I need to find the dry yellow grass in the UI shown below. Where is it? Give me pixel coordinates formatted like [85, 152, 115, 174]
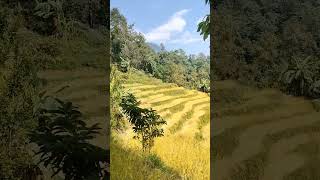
[113, 76, 210, 179]
[38, 69, 108, 179]
[111, 137, 180, 180]
[165, 97, 209, 130]
[179, 103, 210, 135]
[117, 130, 210, 179]
[211, 80, 320, 180]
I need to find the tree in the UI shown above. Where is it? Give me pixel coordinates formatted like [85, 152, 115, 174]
[197, 14, 210, 41]
[160, 43, 165, 51]
[279, 56, 316, 96]
[34, 0, 64, 35]
[88, 0, 93, 28]
[110, 65, 126, 130]
[209, 0, 320, 89]
[309, 80, 320, 98]
[110, 8, 130, 65]
[30, 96, 109, 179]
[120, 93, 166, 153]
[119, 56, 129, 72]
[197, 0, 210, 40]
[111, 8, 210, 92]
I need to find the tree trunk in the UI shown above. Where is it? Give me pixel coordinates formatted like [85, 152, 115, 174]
[101, 0, 109, 30]
[53, 17, 59, 35]
[88, 0, 93, 28]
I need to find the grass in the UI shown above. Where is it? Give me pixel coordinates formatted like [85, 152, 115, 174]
[56, 29, 107, 69]
[150, 92, 198, 106]
[38, 69, 108, 149]
[138, 89, 187, 99]
[120, 133, 210, 179]
[197, 107, 210, 130]
[284, 136, 320, 180]
[212, 127, 242, 160]
[215, 97, 283, 117]
[125, 69, 163, 85]
[111, 138, 180, 180]
[113, 71, 210, 179]
[229, 152, 267, 180]
[132, 84, 175, 92]
[226, 114, 320, 180]
[160, 103, 187, 118]
[211, 79, 320, 180]
[283, 159, 320, 180]
[169, 111, 194, 134]
[158, 97, 208, 117]
[169, 101, 209, 134]
[162, 89, 188, 96]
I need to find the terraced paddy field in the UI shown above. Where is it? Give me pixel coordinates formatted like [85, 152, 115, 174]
[212, 80, 320, 180]
[38, 68, 108, 148]
[37, 68, 108, 179]
[112, 71, 210, 179]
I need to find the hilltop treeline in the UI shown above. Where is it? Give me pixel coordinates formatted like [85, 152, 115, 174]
[212, 0, 320, 97]
[111, 8, 210, 92]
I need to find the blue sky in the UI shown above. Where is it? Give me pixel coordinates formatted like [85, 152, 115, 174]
[110, 0, 210, 56]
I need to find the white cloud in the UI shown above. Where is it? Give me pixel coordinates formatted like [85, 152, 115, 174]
[145, 9, 190, 42]
[169, 31, 202, 44]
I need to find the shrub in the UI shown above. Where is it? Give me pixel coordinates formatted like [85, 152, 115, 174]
[120, 93, 166, 153]
[30, 96, 109, 179]
[0, 21, 39, 179]
[110, 66, 127, 130]
[145, 154, 165, 170]
[279, 56, 315, 96]
[311, 99, 320, 112]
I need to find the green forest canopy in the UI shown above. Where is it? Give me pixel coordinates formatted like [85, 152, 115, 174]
[110, 8, 210, 92]
[210, 0, 320, 98]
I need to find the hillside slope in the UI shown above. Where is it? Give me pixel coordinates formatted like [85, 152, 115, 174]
[212, 80, 320, 180]
[38, 68, 108, 149]
[113, 70, 210, 179]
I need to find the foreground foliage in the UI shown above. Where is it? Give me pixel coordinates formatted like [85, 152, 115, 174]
[121, 93, 166, 152]
[30, 95, 109, 179]
[0, 6, 39, 178]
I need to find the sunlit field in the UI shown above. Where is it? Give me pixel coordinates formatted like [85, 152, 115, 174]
[212, 80, 320, 180]
[112, 71, 210, 179]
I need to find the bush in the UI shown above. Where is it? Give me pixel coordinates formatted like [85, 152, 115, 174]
[145, 154, 165, 170]
[0, 23, 39, 179]
[311, 99, 320, 112]
[110, 66, 127, 130]
[120, 93, 166, 152]
[30, 96, 109, 179]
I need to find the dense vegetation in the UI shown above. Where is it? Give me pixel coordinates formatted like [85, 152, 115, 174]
[211, 0, 320, 98]
[110, 8, 210, 93]
[30, 95, 109, 179]
[121, 93, 166, 153]
[0, 0, 109, 179]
